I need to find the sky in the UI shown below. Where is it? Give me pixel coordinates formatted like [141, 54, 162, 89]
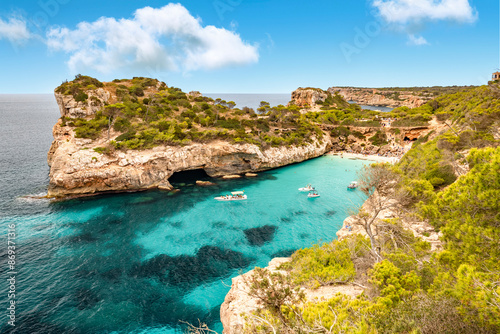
[0, 0, 498, 93]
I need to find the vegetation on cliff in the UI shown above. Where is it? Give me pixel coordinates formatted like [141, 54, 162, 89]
[57, 75, 331, 151]
[230, 84, 500, 334]
[58, 77, 474, 155]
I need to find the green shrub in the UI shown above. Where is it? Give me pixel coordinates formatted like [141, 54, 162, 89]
[93, 147, 106, 154]
[369, 131, 388, 146]
[115, 130, 136, 142]
[331, 126, 351, 137]
[75, 91, 88, 102]
[286, 236, 369, 287]
[129, 86, 144, 97]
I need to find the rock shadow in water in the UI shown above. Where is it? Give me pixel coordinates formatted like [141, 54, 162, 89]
[101, 268, 122, 282]
[211, 221, 227, 228]
[74, 287, 100, 310]
[244, 225, 277, 246]
[68, 232, 99, 244]
[280, 217, 292, 223]
[128, 246, 252, 286]
[325, 210, 337, 217]
[169, 221, 183, 228]
[292, 211, 307, 216]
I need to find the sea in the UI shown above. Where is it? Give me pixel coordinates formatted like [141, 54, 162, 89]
[0, 94, 372, 334]
[204, 93, 291, 110]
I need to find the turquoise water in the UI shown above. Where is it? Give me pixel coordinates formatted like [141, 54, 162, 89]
[0, 95, 372, 333]
[1, 155, 370, 333]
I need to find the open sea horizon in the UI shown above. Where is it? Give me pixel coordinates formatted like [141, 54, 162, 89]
[0, 94, 373, 333]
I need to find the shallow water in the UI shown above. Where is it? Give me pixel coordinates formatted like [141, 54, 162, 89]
[0, 95, 372, 333]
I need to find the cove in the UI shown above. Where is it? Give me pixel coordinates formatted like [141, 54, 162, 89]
[0, 155, 371, 334]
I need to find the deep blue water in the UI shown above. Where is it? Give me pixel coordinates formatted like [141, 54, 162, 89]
[0, 95, 372, 334]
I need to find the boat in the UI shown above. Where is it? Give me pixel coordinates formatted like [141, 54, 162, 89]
[214, 191, 247, 201]
[299, 184, 315, 192]
[307, 190, 320, 198]
[347, 181, 358, 190]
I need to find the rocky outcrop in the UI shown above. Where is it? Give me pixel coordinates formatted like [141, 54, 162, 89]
[55, 88, 110, 118]
[221, 258, 289, 334]
[328, 87, 430, 108]
[47, 84, 334, 198]
[48, 90, 331, 197]
[220, 258, 363, 334]
[289, 88, 329, 108]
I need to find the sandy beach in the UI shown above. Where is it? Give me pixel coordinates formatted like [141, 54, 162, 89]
[327, 151, 400, 164]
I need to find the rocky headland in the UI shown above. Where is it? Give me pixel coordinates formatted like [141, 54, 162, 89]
[47, 77, 335, 198]
[47, 117, 331, 197]
[47, 77, 442, 198]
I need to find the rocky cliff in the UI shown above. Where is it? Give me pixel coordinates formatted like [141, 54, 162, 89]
[328, 87, 430, 108]
[289, 87, 328, 108]
[55, 89, 111, 118]
[47, 94, 331, 198]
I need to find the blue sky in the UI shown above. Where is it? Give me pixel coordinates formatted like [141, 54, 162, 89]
[0, 0, 497, 93]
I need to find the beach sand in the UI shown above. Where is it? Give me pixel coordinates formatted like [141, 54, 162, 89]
[327, 152, 400, 164]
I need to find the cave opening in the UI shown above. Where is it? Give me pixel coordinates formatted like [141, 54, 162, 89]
[403, 136, 417, 142]
[168, 169, 211, 184]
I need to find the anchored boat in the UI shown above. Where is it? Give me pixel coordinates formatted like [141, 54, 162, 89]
[307, 190, 320, 198]
[214, 191, 247, 201]
[299, 184, 315, 192]
[347, 181, 358, 190]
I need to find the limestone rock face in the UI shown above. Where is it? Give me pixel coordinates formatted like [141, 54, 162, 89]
[55, 88, 111, 118]
[328, 87, 429, 108]
[47, 133, 330, 197]
[47, 92, 330, 197]
[220, 258, 291, 334]
[289, 88, 328, 108]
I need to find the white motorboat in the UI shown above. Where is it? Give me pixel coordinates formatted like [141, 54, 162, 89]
[299, 184, 315, 192]
[307, 190, 320, 198]
[347, 181, 358, 190]
[214, 191, 247, 201]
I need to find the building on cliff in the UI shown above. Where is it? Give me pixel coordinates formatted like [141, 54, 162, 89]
[492, 71, 500, 81]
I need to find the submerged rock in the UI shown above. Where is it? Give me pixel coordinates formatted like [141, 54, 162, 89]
[243, 225, 277, 246]
[128, 246, 252, 286]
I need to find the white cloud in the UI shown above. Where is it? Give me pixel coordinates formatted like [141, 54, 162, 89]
[407, 34, 429, 46]
[46, 3, 259, 74]
[0, 16, 31, 44]
[372, 0, 477, 25]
